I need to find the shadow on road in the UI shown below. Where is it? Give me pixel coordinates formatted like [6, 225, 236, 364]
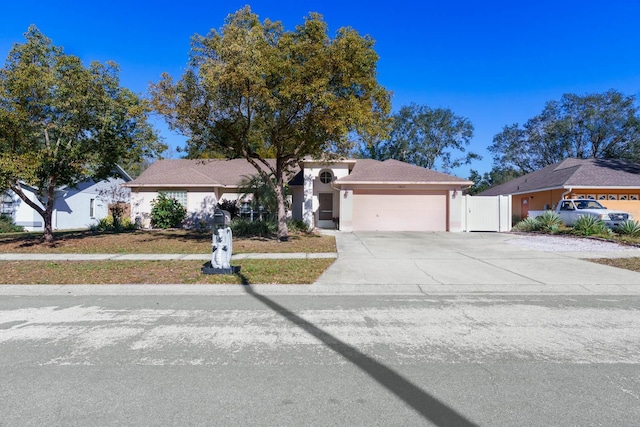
[238, 274, 478, 427]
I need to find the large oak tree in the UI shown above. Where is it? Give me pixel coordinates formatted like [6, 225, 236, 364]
[489, 90, 640, 174]
[371, 103, 479, 172]
[0, 26, 163, 242]
[151, 7, 390, 240]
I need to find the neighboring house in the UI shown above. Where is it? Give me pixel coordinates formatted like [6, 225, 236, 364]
[1, 166, 132, 231]
[124, 158, 473, 232]
[478, 158, 640, 221]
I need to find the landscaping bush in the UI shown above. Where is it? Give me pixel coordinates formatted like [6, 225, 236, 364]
[536, 211, 563, 233]
[287, 219, 311, 233]
[230, 218, 276, 237]
[0, 214, 23, 233]
[150, 193, 187, 229]
[217, 199, 240, 219]
[572, 215, 610, 236]
[90, 215, 137, 232]
[616, 220, 640, 237]
[512, 217, 541, 232]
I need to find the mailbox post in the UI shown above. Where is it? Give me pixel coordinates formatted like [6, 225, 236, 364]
[202, 209, 240, 275]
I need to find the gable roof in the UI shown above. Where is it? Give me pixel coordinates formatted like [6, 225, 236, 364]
[126, 158, 472, 189]
[479, 158, 640, 196]
[335, 159, 472, 185]
[124, 158, 296, 188]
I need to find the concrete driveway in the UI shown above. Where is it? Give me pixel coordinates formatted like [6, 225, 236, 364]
[315, 232, 640, 291]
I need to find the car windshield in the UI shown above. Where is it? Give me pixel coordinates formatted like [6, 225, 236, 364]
[576, 200, 604, 209]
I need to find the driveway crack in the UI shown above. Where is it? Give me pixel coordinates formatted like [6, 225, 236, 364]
[413, 259, 443, 285]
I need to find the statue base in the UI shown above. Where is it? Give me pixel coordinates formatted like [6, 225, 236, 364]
[202, 263, 241, 275]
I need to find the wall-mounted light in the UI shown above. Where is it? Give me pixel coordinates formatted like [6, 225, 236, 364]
[452, 189, 458, 198]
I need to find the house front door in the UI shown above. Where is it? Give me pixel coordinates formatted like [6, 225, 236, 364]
[318, 193, 334, 228]
[521, 197, 529, 219]
[319, 193, 333, 220]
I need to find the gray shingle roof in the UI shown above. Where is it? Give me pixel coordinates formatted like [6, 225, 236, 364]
[126, 158, 472, 189]
[125, 159, 286, 188]
[478, 158, 640, 196]
[335, 159, 472, 184]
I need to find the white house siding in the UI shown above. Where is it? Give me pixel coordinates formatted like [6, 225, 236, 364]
[53, 179, 121, 230]
[9, 178, 126, 231]
[352, 189, 448, 231]
[11, 190, 43, 231]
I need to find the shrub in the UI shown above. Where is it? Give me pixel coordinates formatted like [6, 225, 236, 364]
[572, 215, 609, 236]
[217, 199, 240, 219]
[0, 214, 23, 233]
[513, 217, 541, 232]
[536, 211, 563, 233]
[616, 220, 640, 237]
[150, 193, 187, 229]
[229, 218, 276, 237]
[90, 215, 137, 232]
[287, 219, 311, 233]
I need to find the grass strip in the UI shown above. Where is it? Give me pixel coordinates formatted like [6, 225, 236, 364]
[1, 259, 335, 285]
[589, 257, 640, 272]
[0, 230, 336, 254]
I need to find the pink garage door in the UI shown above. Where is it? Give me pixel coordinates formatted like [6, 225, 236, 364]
[352, 190, 448, 231]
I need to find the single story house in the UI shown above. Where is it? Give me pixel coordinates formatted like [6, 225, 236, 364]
[478, 158, 640, 221]
[124, 158, 473, 232]
[1, 166, 132, 231]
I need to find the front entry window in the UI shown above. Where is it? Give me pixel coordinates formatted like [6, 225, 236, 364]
[319, 170, 333, 184]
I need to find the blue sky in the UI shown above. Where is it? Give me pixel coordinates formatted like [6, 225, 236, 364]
[2, 1, 640, 178]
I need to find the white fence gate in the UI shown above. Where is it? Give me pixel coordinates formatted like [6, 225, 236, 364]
[462, 195, 512, 232]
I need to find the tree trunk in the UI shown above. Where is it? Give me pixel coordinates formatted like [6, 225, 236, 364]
[275, 162, 289, 242]
[42, 183, 57, 243]
[9, 181, 55, 243]
[42, 209, 54, 243]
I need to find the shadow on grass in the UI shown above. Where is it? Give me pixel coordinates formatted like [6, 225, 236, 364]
[237, 273, 479, 427]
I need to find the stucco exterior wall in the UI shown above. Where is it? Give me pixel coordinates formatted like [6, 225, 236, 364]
[448, 190, 463, 232]
[513, 188, 640, 222]
[131, 188, 232, 228]
[302, 162, 351, 229]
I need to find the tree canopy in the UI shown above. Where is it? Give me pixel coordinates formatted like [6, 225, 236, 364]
[0, 26, 164, 242]
[150, 6, 390, 240]
[364, 104, 480, 172]
[489, 90, 640, 174]
[466, 166, 522, 195]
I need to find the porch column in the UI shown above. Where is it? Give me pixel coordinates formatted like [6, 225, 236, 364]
[338, 188, 353, 232]
[303, 172, 315, 229]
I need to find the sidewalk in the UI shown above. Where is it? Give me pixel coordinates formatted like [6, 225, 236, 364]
[0, 252, 337, 261]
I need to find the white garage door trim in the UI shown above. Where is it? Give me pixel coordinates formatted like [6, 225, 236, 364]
[352, 189, 448, 231]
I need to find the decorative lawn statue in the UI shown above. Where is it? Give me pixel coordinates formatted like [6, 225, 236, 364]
[202, 209, 240, 275]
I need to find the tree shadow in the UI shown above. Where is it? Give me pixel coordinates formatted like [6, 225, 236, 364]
[237, 273, 479, 427]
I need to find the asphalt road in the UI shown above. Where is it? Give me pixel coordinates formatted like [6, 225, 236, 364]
[1, 291, 639, 426]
